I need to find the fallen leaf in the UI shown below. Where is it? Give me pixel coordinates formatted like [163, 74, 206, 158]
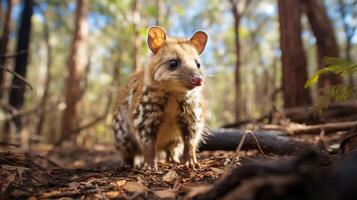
[154, 189, 177, 199]
[68, 182, 81, 190]
[105, 191, 120, 199]
[162, 170, 178, 183]
[123, 181, 149, 193]
[116, 180, 127, 187]
[1, 170, 17, 193]
[136, 175, 144, 184]
[211, 167, 226, 175]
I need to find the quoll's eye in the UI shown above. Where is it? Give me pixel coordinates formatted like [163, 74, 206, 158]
[169, 59, 179, 69]
[196, 60, 201, 68]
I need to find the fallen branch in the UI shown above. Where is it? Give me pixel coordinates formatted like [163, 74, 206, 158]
[199, 129, 314, 155]
[0, 141, 20, 147]
[261, 121, 357, 135]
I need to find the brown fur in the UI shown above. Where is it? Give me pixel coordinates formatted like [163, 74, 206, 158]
[112, 26, 207, 169]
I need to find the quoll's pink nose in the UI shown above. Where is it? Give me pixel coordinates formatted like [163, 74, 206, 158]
[191, 75, 203, 86]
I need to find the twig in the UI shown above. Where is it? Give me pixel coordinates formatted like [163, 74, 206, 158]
[234, 130, 267, 164]
[0, 50, 27, 59]
[0, 66, 33, 90]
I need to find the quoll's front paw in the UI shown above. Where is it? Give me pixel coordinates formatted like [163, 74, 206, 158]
[183, 155, 200, 169]
[142, 159, 158, 171]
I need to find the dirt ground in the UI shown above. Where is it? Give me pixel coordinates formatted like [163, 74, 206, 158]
[0, 129, 346, 200]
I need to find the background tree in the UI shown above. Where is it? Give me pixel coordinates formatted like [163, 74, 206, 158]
[132, 0, 141, 72]
[278, 0, 312, 108]
[302, 0, 342, 88]
[0, 0, 13, 99]
[229, 0, 251, 121]
[337, 0, 357, 85]
[4, 0, 34, 138]
[61, 0, 88, 142]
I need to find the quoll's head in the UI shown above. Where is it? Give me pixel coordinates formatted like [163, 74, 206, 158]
[145, 26, 208, 93]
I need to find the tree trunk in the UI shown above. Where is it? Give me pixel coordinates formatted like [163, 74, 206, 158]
[155, 0, 163, 26]
[35, 8, 52, 138]
[230, 0, 242, 121]
[132, 0, 141, 72]
[278, 0, 312, 108]
[302, 0, 342, 88]
[61, 0, 88, 142]
[5, 0, 33, 135]
[337, 0, 357, 86]
[0, 0, 13, 99]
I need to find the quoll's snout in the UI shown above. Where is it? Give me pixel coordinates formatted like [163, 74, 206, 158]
[191, 74, 203, 86]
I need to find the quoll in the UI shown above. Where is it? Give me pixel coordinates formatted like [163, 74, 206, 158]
[112, 26, 208, 170]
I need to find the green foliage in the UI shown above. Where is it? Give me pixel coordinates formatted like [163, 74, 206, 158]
[305, 57, 357, 88]
[306, 57, 357, 115]
[312, 85, 357, 115]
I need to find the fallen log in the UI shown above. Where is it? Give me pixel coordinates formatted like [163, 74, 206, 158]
[194, 151, 357, 200]
[199, 129, 314, 155]
[261, 121, 357, 135]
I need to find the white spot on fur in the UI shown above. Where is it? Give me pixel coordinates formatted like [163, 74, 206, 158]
[133, 105, 144, 127]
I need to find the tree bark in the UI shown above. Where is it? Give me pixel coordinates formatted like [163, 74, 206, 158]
[5, 0, 33, 134]
[132, 0, 141, 72]
[0, 0, 13, 99]
[278, 0, 312, 108]
[302, 0, 342, 88]
[35, 7, 52, 138]
[337, 0, 357, 85]
[155, 0, 163, 26]
[199, 129, 314, 155]
[230, 0, 242, 121]
[61, 0, 88, 142]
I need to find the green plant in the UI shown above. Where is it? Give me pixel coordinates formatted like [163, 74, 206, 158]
[305, 57, 357, 115]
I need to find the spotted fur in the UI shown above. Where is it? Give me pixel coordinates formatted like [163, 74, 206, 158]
[112, 26, 208, 169]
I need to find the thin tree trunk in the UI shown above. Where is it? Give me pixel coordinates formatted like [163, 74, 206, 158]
[338, 0, 356, 86]
[61, 0, 88, 143]
[132, 0, 141, 72]
[0, 0, 13, 99]
[278, 0, 312, 108]
[35, 7, 52, 138]
[5, 0, 33, 137]
[155, 0, 163, 26]
[230, 0, 242, 121]
[302, 0, 342, 88]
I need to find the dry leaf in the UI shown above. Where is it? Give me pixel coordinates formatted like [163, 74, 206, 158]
[154, 189, 177, 199]
[123, 181, 149, 193]
[1, 171, 17, 193]
[116, 180, 127, 187]
[211, 167, 226, 175]
[105, 191, 120, 199]
[68, 182, 81, 190]
[162, 170, 178, 183]
[136, 175, 144, 184]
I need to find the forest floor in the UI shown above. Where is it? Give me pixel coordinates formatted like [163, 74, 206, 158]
[1, 144, 271, 200]
[1, 120, 356, 199]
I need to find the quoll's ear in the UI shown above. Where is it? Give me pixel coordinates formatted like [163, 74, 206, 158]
[190, 31, 208, 55]
[147, 26, 167, 54]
